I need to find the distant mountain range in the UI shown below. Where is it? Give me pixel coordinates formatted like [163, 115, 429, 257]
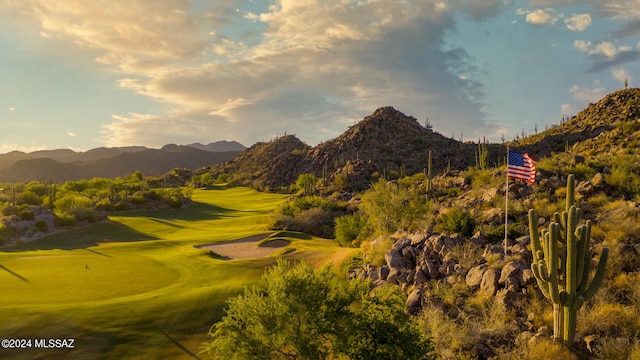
[0, 141, 246, 182]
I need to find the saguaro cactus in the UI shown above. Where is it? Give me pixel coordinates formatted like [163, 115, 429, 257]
[528, 174, 608, 347]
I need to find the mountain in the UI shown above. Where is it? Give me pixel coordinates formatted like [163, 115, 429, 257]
[186, 140, 246, 152]
[212, 89, 640, 191]
[0, 143, 243, 182]
[210, 107, 481, 190]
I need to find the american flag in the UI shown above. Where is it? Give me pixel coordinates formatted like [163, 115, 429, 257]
[507, 151, 536, 184]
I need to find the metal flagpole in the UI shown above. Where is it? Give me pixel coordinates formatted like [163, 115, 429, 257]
[505, 146, 509, 257]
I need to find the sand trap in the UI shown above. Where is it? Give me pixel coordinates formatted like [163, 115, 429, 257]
[195, 233, 291, 260]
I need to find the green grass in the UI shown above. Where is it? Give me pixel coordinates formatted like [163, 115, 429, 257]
[0, 186, 357, 359]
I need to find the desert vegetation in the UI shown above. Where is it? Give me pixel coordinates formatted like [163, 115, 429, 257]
[2, 89, 640, 359]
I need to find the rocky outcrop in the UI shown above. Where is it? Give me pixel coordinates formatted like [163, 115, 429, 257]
[350, 231, 538, 315]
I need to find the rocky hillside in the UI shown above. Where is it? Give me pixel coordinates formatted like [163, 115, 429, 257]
[211, 107, 487, 190]
[212, 135, 311, 190]
[512, 88, 640, 159]
[214, 89, 640, 192]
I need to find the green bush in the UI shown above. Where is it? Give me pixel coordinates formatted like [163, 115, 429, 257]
[18, 209, 35, 221]
[54, 213, 77, 227]
[203, 259, 435, 360]
[436, 208, 476, 236]
[334, 213, 369, 247]
[34, 220, 48, 232]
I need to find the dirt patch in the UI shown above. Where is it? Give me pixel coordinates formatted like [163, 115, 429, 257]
[195, 233, 290, 260]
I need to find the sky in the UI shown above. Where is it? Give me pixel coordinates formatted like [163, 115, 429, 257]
[0, 0, 639, 153]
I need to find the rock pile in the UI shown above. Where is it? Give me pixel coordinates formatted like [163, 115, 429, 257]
[350, 231, 536, 315]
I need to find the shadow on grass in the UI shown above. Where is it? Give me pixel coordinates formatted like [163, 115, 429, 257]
[272, 231, 313, 240]
[0, 220, 159, 252]
[115, 201, 238, 222]
[0, 264, 29, 282]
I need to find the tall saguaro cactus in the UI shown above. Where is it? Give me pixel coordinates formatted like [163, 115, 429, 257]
[528, 174, 608, 347]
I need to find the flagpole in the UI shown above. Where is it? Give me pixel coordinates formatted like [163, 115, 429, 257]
[505, 146, 509, 257]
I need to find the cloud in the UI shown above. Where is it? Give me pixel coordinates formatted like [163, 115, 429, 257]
[10, 0, 206, 67]
[612, 67, 631, 83]
[565, 13, 591, 31]
[587, 50, 640, 73]
[67, 131, 76, 137]
[8, 107, 15, 112]
[573, 40, 592, 52]
[11, 1, 499, 147]
[522, 8, 563, 25]
[570, 85, 607, 102]
[100, 0, 497, 146]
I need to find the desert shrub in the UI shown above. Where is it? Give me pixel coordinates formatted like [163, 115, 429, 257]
[362, 236, 395, 267]
[360, 179, 429, 234]
[436, 208, 476, 236]
[1, 203, 17, 216]
[485, 224, 524, 243]
[54, 213, 77, 227]
[493, 336, 577, 360]
[114, 202, 130, 211]
[573, 163, 596, 180]
[578, 302, 639, 339]
[55, 193, 96, 222]
[144, 189, 163, 201]
[278, 196, 342, 217]
[334, 213, 370, 247]
[605, 166, 640, 198]
[0, 224, 15, 245]
[167, 196, 183, 209]
[34, 220, 48, 232]
[204, 259, 435, 360]
[25, 181, 47, 197]
[18, 190, 42, 206]
[18, 209, 35, 221]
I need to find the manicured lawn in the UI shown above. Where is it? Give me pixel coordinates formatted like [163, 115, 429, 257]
[0, 186, 357, 359]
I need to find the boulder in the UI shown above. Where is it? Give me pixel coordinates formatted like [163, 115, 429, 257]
[466, 264, 488, 287]
[385, 249, 411, 270]
[405, 288, 424, 315]
[480, 268, 501, 296]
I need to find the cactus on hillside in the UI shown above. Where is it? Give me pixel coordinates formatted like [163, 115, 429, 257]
[426, 151, 433, 193]
[528, 174, 608, 347]
[475, 138, 489, 170]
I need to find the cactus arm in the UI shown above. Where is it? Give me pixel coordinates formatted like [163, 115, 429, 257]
[581, 247, 609, 302]
[566, 174, 575, 211]
[529, 209, 541, 254]
[547, 223, 561, 304]
[575, 221, 589, 292]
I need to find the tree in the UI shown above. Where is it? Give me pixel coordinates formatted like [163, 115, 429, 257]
[202, 259, 434, 360]
[295, 173, 317, 196]
[359, 179, 426, 234]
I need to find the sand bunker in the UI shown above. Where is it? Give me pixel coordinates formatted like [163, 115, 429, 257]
[195, 233, 290, 260]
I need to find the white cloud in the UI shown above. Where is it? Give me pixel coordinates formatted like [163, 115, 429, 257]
[573, 40, 592, 52]
[67, 131, 76, 137]
[565, 13, 591, 32]
[569, 85, 607, 102]
[525, 8, 562, 25]
[592, 41, 618, 58]
[10, 0, 205, 67]
[574, 40, 620, 58]
[7, 107, 15, 112]
[612, 68, 631, 83]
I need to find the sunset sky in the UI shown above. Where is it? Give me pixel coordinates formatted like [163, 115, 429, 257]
[0, 0, 639, 153]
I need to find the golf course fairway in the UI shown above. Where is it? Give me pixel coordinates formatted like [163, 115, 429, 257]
[0, 186, 358, 359]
